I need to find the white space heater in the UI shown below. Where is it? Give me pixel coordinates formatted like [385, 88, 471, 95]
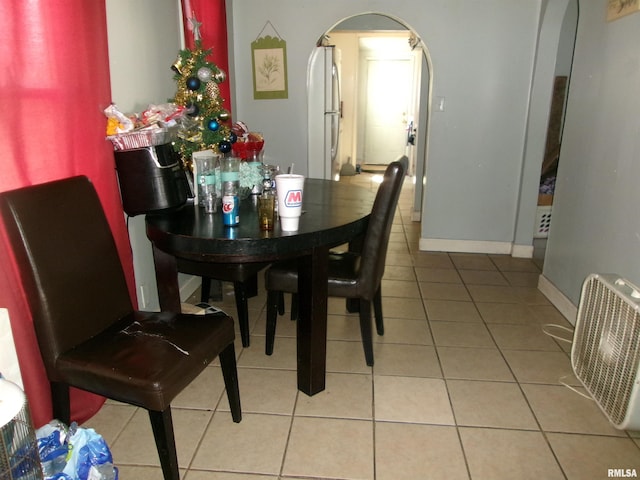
[572, 273, 640, 430]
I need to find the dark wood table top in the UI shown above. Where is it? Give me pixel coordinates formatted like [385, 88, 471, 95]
[146, 178, 375, 263]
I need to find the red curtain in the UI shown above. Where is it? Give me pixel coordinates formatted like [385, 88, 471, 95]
[181, 0, 232, 115]
[0, 1, 135, 427]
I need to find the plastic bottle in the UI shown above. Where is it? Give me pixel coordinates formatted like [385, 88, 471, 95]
[222, 181, 239, 226]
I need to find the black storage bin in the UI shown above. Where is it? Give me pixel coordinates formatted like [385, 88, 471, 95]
[114, 143, 190, 216]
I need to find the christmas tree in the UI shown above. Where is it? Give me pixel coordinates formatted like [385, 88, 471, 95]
[171, 18, 233, 165]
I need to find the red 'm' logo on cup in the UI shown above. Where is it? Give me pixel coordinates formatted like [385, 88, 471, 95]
[285, 190, 302, 208]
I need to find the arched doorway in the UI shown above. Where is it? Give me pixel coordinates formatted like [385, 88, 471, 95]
[307, 13, 432, 221]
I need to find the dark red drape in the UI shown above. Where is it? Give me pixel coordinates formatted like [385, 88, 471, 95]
[0, 1, 135, 427]
[181, 0, 232, 116]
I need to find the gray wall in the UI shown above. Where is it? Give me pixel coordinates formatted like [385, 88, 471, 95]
[106, 0, 198, 310]
[543, 2, 640, 306]
[227, 0, 545, 256]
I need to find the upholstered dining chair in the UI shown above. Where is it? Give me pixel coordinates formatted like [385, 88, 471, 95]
[0, 176, 241, 480]
[264, 159, 406, 366]
[179, 259, 268, 348]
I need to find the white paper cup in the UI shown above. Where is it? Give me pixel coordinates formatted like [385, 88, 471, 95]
[275, 174, 305, 231]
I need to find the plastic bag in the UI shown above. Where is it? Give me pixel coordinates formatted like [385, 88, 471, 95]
[36, 421, 118, 480]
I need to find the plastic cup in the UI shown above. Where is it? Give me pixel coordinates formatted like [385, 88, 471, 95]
[275, 174, 304, 231]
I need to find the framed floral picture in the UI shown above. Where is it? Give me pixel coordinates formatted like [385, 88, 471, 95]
[251, 35, 288, 99]
[607, 0, 640, 21]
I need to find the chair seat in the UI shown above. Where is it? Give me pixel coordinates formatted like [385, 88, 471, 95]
[266, 252, 373, 299]
[56, 310, 235, 412]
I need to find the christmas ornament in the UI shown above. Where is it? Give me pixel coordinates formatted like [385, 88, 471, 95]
[229, 132, 238, 143]
[214, 69, 227, 84]
[186, 76, 201, 91]
[218, 111, 230, 122]
[197, 67, 213, 83]
[171, 57, 183, 75]
[208, 119, 220, 131]
[218, 141, 232, 153]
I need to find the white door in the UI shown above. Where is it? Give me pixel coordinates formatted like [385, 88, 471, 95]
[363, 58, 412, 165]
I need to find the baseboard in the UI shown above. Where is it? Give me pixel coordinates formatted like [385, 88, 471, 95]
[538, 274, 578, 325]
[511, 244, 534, 258]
[411, 210, 421, 222]
[419, 238, 513, 255]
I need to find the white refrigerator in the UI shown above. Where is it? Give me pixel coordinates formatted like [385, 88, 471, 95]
[307, 46, 341, 180]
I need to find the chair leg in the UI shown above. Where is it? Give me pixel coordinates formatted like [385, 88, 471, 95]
[245, 273, 258, 298]
[219, 343, 242, 423]
[277, 291, 285, 315]
[233, 282, 251, 347]
[265, 290, 280, 355]
[200, 277, 211, 303]
[290, 293, 299, 321]
[373, 287, 384, 335]
[148, 408, 180, 480]
[358, 299, 374, 366]
[50, 382, 71, 425]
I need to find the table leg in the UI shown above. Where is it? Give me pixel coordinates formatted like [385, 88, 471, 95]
[151, 244, 181, 312]
[296, 245, 329, 395]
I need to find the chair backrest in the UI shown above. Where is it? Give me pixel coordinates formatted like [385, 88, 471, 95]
[357, 159, 406, 298]
[0, 176, 133, 379]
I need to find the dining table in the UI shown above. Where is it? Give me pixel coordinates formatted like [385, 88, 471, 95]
[145, 178, 376, 396]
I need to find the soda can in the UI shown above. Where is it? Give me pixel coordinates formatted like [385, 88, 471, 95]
[222, 194, 239, 226]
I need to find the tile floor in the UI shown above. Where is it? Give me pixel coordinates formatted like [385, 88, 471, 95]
[84, 173, 640, 479]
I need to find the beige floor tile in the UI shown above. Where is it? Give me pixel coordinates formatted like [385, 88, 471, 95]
[326, 340, 372, 374]
[116, 465, 167, 479]
[425, 299, 482, 322]
[488, 323, 562, 351]
[547, 432, 640, 480]
[185, 472, 277, 479]
[283, 417, 374, 479]
[238, 337, 297, 370]
[373, 343, 442, 377]
[414, 266, 462, 283]
[458, 269, 509, 286]
[467, 284, 520, 303]
[502, 349, 579, 385]
[216, 368, 297, 415]
[327, 313, 363, 341]
[475, 302, 537, 324]
[513, 286, 552, 305]
[438, 346, 515, 381]
[381, 278, 422, 298]
[450, 253, 497, 271]
[411, 251, 455, 269]
[81, 402, 136, 446]
[528, 304, 575, 327]
[502, 270, 540, 287]
[489, 255, 541, 272]
[459, 427, 564, 480]
[172, 366, 227, 410]
[374, 376, 454, 424]
[375, 423, 469, 480]
[430, 321, 496, 348]
[191, 412, 290, 475]
[295, 372, 372, 419]
[420, 282, 472, 301]
[110, 407, 213, 468]
[375, 317, 432, 345]
[448, 379, 538, 429]
[383, 264, 415, 280]
[381, 296, 427, 320]
[522, 384, 627, 436]
[384, 252, 414, 267]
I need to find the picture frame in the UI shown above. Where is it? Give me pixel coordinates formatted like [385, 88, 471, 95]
[251, 35, 288, 100]
[607, 0, 640, 21]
